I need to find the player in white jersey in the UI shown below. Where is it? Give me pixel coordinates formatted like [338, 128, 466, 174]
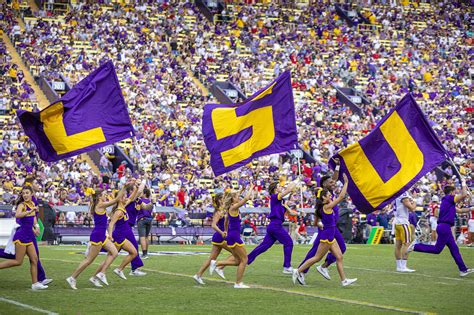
[429, 195, 440, 244]
[394, 192, 417, 272]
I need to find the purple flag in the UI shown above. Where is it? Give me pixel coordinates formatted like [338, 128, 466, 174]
[330, 94, 448, 213]
[17, 61, 134, 162]
[202, 70, 297, 176]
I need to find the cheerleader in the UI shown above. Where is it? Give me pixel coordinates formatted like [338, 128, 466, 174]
[66, 188, 122, 290]
[247, 181, 298, 274]
[108, 178, 145, 279]
[0, 178, 52, 286]
[193, 193, 230, 284]
[210, 184, 255, 288]
[0, 186, 48, 290]
[293, 174, 357, 287]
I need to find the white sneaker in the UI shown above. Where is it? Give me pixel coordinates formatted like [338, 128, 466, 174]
[342, 278, 357, 287]
[129, 269, 147, 276]
[96, 272, 109, 285]
[193, 274, 205, 285]
[214, 267, 226, 280]
[292, 269, 298, 284]
[316, 265, 331, 280]
[85, 242, 91, 257]
[234, 282, 250, 288]
[41, 278, 53, 285]
[141, 255, 149, 260]
[32, 282, 48, 290]
[460, 269, 474, 277]
[113, 268, 127, 280]
[209, 260, 217, 275]
[406, 241, 416, 253]
[292, 269, 305, 285]
[89, 276, 103, 288]
[66, 277, 77, 290]
[400, 268, 416, 273]
[283, 267, 293, 274]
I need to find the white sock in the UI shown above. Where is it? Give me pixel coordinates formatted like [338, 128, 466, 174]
[402, 260, 407, 269]
[396, 260, 402, 269]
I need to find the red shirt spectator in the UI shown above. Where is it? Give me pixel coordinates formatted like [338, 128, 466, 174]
[117, 161, 127, 179]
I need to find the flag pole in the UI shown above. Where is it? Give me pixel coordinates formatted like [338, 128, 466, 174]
[446, 156, 473, 194]
[131, 135, 142, 174]
[446, 156, 463, 183]
[297, 154, 303, 211]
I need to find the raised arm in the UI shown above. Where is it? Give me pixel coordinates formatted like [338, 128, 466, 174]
[279, 182, 297, 199]
[326, 173, 348, 210]
[402, 197, 417, 211]
[125, 179, 145, 206]
[454, 180, 468, 203]
[99, 186, 126, 208]
[230, 184, 255, 211]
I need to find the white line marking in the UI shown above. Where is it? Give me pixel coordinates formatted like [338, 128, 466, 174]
[0, 297, 58, 315]
[435, 282, 456, 286]
[387, 282, 408, 286]
[135, 287, 154, 291]
[345, 266, 472, 282]
[42, 258, 427, 314]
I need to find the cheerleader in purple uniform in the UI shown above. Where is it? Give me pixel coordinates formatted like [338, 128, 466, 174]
[293, 174, 357, 287]
[66, 188, 123, 290]
[193, 193, 230, 284]
[210, 184, 255, 289]
[0, 186, 48, 290]
[108, 179, 144, 280]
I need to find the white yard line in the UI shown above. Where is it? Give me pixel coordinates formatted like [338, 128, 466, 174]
[344, 266, 473, 282]
[0, 297, 58, 315]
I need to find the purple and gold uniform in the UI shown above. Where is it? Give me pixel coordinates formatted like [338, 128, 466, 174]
[226, 211, 244, 248]
[90, 208, 108, 246]
[299, 191, 346, 273]
[318, 204, 336, 244]
[126, 200, 138, 226]
[125, 199, 144, 270]
[13, 201, 36, 246]
[248, 193, 293, 268]
[414, 194, 468, 272]
[211, 215, 226, 246]
[112, 208, 130, 247]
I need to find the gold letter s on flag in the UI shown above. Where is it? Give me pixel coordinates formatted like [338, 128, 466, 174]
[211, 106, 275, 167]
[40, 102, 106, 155]
[340, 111, 424, 208]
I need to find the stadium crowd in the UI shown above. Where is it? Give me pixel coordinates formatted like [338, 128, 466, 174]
[0, 1, 472, 242]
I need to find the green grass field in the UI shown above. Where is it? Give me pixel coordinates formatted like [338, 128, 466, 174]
[0, 244, 473, 314]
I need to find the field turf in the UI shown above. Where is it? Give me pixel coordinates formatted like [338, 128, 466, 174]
[0, 244, 473, 314]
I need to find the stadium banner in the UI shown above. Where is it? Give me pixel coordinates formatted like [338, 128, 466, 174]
[329, 93, 449, 214]
[17, 61, 134, 162]
[202, 70, 297, 176]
